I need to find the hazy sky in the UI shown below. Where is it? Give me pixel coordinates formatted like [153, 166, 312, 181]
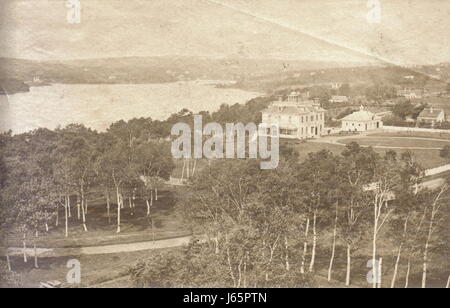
[1, 0, 449, 65]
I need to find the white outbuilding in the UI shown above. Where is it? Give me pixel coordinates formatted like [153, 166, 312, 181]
[341, 106, 383, 132]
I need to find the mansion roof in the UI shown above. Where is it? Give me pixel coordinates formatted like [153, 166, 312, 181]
[262, 103, 325, 116]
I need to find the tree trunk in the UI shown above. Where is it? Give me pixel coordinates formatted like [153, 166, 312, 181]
[77, 195, 81, 220]
[116, 187, 121, 233]
[405, 255, 411, 288]
[151, 218, 155, 243]
[377, 257, 383, 288]
[84, 198, 88, 215]
[372, 203, 378, 288]
[34, 230, 39, 268]
[422, 208, 437, 289]
[391, 244, 402, 288]
[345, 243, 351, 286]
[155, 188, 158, 201]
[391, 216, 409, 288]
[55, 204, 59, 227]
[309, 211, 317, 272]
[146, 199, 151, 216]
[446, 275, 450, 288]
[422, 237, 430, 288]
[422, 197, 440, 289]
[5, 236, 11, 271]
[300, 216, 310, 274]
[45, 222, 49, 232]
[284, 236, 290, 271]
[328, 202, 338, 281]
[243, 253, 248, 288]
[6, 253, 11, 272]
[128, 197, 134, 216]
[106, 190, 111, 223]
[22, 233, 27, 263]
[213, 236, 219, 254]
[64, 196, 69, 238]
[181, 159, 186, 181]
[187, 159, 190, 178]
[67, 197, 72, 218]
[80, 193, 88, 232]
[192, 159, 197, 177]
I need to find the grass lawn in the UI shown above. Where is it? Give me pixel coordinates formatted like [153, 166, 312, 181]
[339, 137, 450, 149]
[7, 236, 447, 288]
[368, 131, 450, 140]
[286, 140, 449, 169]
[286, 140, 345, 161]
[6, 247, 181, 288]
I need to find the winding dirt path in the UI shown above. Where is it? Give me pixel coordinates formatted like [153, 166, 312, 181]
[4, 235, 193, 258]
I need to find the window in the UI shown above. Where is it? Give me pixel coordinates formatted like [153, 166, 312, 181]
[281, 128, 297, 135]
[311, 115, 314, 122]
[289, 116, 292, 123]
[301, 116, 304, 123]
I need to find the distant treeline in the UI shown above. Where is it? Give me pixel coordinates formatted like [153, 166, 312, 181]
[0, 79, 29, 95]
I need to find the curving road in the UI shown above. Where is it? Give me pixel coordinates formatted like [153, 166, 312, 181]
[4, 235, 194, 258]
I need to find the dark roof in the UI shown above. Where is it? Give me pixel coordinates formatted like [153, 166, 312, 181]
[418, 108, 444, 119]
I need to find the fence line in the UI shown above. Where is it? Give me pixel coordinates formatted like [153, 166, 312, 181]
[425, 164, 450, 177]
[383, 126, 450, 134]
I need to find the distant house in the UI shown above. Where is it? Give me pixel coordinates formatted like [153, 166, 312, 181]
[329, 95, 349, 103]
[331, 82, 342, 90]
[417, 107, 445, 125]
[341, 106, 383, 132]
[397, 88, 423, 99]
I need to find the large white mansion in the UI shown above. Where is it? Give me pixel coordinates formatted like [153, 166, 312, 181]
[261, 92, 326, 139]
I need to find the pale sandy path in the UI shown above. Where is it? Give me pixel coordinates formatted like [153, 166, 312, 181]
[3, 235, 193, 258]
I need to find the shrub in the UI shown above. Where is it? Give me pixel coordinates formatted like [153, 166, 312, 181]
[440, 145, 450, 158]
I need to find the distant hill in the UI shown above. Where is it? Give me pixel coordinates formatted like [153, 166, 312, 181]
[0, 78, 29, 95]
[227, 65, 450, 92]
[0, 56, 374, 94]
[1, 57, 447, 95]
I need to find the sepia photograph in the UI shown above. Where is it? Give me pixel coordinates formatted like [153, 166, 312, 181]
[0, 0, 449, 291]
